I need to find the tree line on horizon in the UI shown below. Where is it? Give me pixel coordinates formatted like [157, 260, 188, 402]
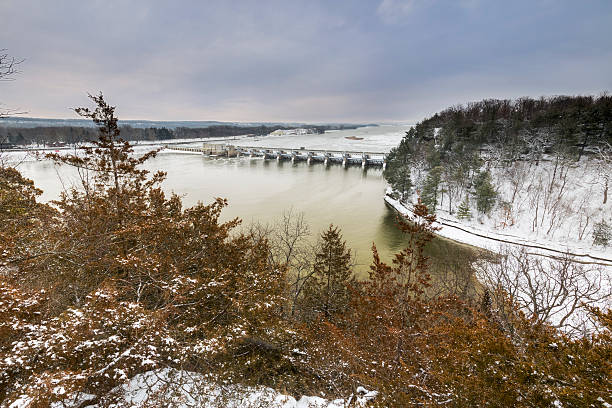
[0, 123, 335, 147]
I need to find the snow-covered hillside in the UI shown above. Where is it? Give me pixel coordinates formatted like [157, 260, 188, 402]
[392, 154, 611, 263]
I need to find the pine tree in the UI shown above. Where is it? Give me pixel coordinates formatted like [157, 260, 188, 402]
[47, 92, 164, 228]
[592, 219, 611, 247]
[480, 288, 493, 320]
[388, 164, 412, 202]
[473, 170, 497, 215]
[0, 167, 55, 270]
[421, 166, 443, 212]
[301, 225, 354, 322]
[456, 196, 472, 220]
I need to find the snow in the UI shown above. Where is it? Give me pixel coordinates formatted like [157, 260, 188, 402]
[49, 368, 377, 408]
[50, 393, 96, 408]
[385, 178, 612, 268]
[388, 152, 612, 266]
[598, 397, 612, 408]
[385, 191, 611, 331]
[8, 396, 33, 408]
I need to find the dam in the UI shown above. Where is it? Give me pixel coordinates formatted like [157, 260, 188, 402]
[164, 143, 389, 168]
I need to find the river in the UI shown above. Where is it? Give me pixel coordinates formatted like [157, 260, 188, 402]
[10, 125, 420, 275]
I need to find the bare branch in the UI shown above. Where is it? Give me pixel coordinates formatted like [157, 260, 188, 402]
[0, 49, 25, 118]
[475, 245, 610, 335]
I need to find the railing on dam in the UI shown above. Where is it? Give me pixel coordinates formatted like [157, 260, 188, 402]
[164, 144, 389, 168]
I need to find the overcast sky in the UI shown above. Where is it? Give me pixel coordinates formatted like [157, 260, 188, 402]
[1, 0, 611, 122]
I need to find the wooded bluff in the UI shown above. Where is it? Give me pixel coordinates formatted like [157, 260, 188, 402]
[384, 95, 611, 251]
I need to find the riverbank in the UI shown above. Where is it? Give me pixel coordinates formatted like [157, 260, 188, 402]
[384, 192, 612, 267]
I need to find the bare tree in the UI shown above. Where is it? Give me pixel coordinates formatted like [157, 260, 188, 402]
[503, 160, 531, 205]
[524, 156, 574, 237]
[0, 49, 24, 117]
[520, 127, 550, 164]
[593, 142, 612, 204]
[0, 50, 25, 167]
[247, 209, 316, 317]
[272, 210, 319, 317]
[430, 260, 478, 300]
[475, 245, 610, 335]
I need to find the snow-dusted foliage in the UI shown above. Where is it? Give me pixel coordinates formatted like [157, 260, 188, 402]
[0, 95, 297, 406]
[1, 283, 177, 405]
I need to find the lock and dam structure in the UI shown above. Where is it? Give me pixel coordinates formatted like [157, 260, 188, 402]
[164, 143, 389, 168]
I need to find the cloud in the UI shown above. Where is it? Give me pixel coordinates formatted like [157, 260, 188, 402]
[376, 0, 420, 23]
[0, 0, 610, 122]
[457, 0, 481, 10]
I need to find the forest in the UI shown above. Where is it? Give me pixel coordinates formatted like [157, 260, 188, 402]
[384, 95, 612, 251]
[399, 94, 611, 154]
[1, 95, 610, 406]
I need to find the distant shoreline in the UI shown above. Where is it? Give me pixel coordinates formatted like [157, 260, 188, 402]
[0, 123, 370, 147]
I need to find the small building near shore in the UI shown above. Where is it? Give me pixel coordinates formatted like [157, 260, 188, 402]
[201, 143, 237, 157]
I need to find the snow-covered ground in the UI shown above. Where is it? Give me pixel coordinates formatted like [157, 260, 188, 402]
[6, 369, 377, 408]
[386, 189, 611, 332]
[385, 153, 612, 327]
[392, 154, 612, 264]
[385, 192, 612, 266]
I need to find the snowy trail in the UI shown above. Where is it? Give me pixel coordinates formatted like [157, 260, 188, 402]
[436, 216, 612, 266]
[384, 195, 612, 267]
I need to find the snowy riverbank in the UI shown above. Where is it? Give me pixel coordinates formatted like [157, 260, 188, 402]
[384, 191, 612, 267]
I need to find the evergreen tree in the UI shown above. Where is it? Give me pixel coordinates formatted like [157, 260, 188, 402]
[387, 163, 412, 201]
[456, 196, 472, 220]
[384, 140, 414, 202]
[592, 219, 611, 247]
[473, 170, 497, 215]
[421, 166, 443, 212]
[301, 225, 353, 321]
[480, 288, 493, 320]
[557, 116, 580, 158]
[0, 167, 55, 271]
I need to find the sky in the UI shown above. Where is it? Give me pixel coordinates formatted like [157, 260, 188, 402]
[1, 0, 611, 123]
